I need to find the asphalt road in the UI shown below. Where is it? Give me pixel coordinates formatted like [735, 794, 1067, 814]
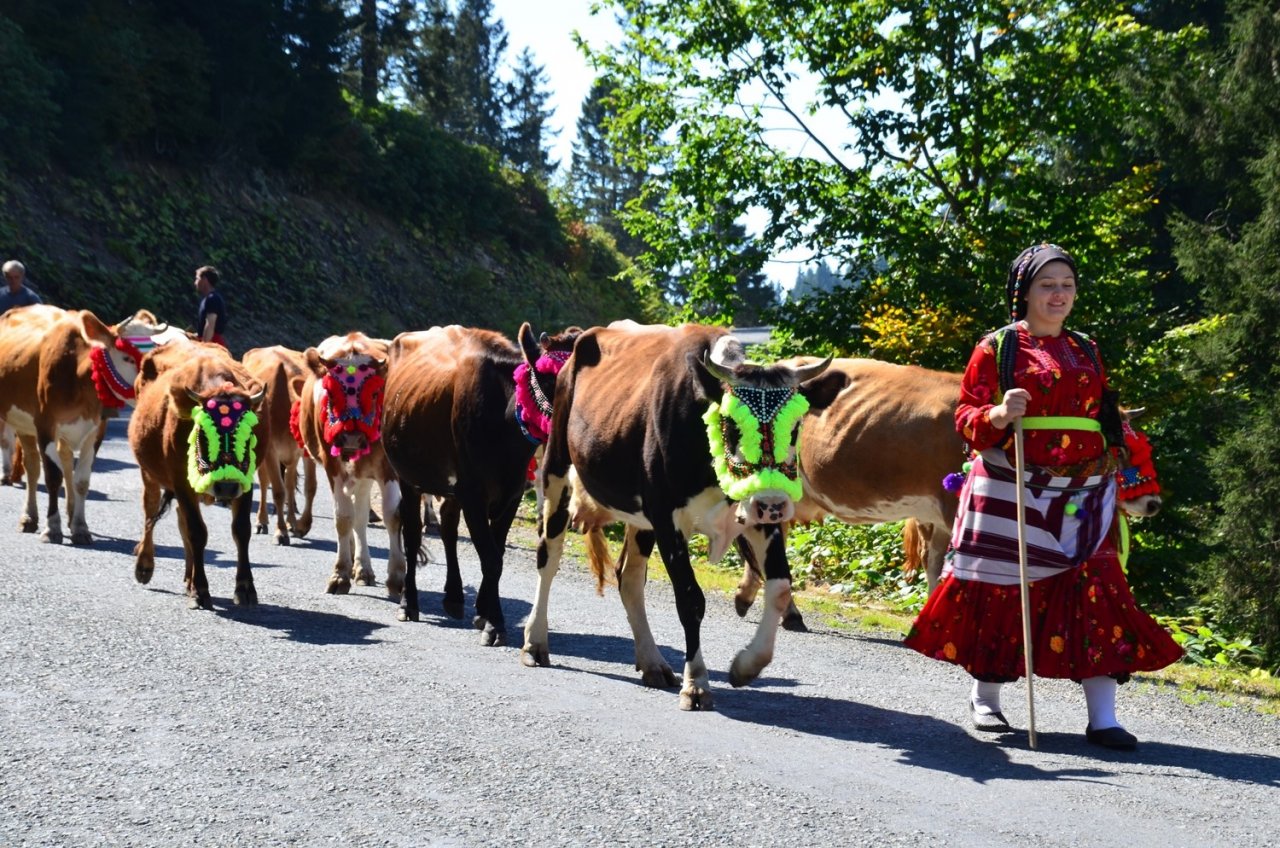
[1, 416, 1277, 847]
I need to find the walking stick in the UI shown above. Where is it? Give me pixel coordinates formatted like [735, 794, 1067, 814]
[1013, 418, 1037, 748]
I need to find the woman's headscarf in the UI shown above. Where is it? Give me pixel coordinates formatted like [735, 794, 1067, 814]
[1006, 243, 1076, 320]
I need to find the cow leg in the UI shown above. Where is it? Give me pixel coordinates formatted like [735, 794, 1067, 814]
[254, 464, 270, 536]
[0, 422, 14, 485]
[381, 478, 405, 596]
[466, 485, 523, 647]
[175, 496, 212, 610]
[651, 520, 712, 711]
[67, 428, 98, 545]
[265, 454, 290, 546]
[924, 521, 949, 595]
[729, 524, 792, 688]
[326, 473, 356, 594]
[282, 459, 299, 532]
[293, 457, 316, 538]
[618, 528, 677, 687]
[133, 473, 163, 584]
[351, 477, 376, 586]
[17, 434, 40, 533]
[438, 496, 465, 620]
[397, 482, 424, 622]
[230, 490, 258, 606]
[734, 531, 805, 630]
[38, 437, 64, 544]
[521, 473, 570, 669]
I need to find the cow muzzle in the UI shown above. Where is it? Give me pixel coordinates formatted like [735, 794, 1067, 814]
[210, 480, 246, 502]
[739, 493, 796, 526]
[333, 432, 369, 461]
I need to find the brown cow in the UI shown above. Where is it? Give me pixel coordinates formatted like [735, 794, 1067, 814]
[521, 322, 841, 710]
[241, 345, 317, 544]
[381, 323, 580, 645]
[129, 340, 266, 609]
[0, 304, 168, 544]
[295, 332, 405, 595]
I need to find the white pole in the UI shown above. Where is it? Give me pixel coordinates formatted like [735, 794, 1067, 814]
[1014, 419, 1037, 749]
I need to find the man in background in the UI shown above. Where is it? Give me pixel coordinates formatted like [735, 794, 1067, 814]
[193, 264, 228, 347]
[1, 260, 41, 313]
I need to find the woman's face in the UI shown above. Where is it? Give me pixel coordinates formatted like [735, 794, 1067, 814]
[1024, 260, 1076, 329]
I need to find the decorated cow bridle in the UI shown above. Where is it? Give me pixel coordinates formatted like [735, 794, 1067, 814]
[89, 337, 148, 408]
[320, 361, 385, 460]
[703, 384, 810, 502]
[513, 349, 571, 444]
[188, 396, 259, 495]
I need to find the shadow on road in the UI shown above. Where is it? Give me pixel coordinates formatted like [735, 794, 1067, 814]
[220, 602, 389, 645]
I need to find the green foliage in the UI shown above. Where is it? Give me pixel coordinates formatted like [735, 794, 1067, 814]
[0, 16, 58, 162]
[786, 519, 928, 614]
[1158, 613, 1268, 670]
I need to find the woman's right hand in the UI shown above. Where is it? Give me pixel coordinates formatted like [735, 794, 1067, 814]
[989, 388, 1031, 429]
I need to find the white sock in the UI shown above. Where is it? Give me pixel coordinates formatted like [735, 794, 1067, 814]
[971, 680, 1003, 715]
[1082, 675, 1121, 730]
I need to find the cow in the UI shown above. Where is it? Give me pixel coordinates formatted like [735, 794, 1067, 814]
[0, 304, 168, 544]
[1, 423, 17, 485]
[241, 345, 317, 545]
[381, 322, 580, 646]
[519, 321, 840, 710]
[294, 332, 405, 595]
[128, 339, 266, 609]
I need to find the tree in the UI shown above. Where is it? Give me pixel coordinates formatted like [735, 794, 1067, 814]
[501, 47, 557, 178]
[566, 76, 647, 257]
[447, 0, 507, 148]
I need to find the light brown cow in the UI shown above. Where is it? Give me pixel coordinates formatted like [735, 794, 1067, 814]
[0, 304, 168, 544]
[241, 345, 317, 544]
[129, 339, 266, 609]
[296, 332, 405, 595]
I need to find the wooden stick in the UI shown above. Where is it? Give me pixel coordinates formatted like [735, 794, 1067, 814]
[1014, 419, 1037, 749]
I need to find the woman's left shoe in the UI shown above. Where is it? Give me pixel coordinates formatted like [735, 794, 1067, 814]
[1085, 724, 1138, 750]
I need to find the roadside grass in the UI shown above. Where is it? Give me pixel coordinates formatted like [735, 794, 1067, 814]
[506, 498, 1280, 716]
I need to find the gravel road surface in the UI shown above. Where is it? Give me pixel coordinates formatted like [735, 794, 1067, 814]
[1, 417, 1277, 847]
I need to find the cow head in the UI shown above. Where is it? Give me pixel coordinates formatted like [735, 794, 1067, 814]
[82, 310, 169, 409]
[1116, 411, 1161, 517]
[306, 333, 390, 461]
[700, 336, 832, 525]
[513, 322, 582, 443]
[184, 382, 266, 502]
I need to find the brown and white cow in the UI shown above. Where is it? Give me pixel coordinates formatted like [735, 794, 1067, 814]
[129, 339, 266, 609]
[242, 345, 317, 545]
[0, 304, 168, 544]
[295, 332, 405, 595]
[520, 322, 841, 710]
[381, 322, 580, 645]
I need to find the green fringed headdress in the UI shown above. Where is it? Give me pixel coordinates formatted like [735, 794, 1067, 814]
[188, 396, 259, 497]
[703, 385, 809, 502]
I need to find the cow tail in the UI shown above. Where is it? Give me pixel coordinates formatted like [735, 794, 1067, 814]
[902, 518, 925, 580]
[146, 491, 176, 535]
[584, 527, 614, 596]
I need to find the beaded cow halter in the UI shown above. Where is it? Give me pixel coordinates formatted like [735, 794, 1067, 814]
[513, 349, 571, 444]
[89, 337, 147, 408]
[320, 361, 385, 460]
[703, 384, 810, 502]
[188, 396, 259, 495]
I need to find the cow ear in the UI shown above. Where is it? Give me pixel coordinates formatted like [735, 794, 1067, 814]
[304, 347, 326, 377]
[138, 350, 162, 387]
[168, 385, 198, 419]
[517, 321, 539, 365]
[289, 375, 307, 401]
[799, 369, 849, 412]
[77, 310, 115, 346]
[688, 351, 725, 405]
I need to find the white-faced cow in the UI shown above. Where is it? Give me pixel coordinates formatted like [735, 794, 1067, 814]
[520, 322, 840, 710]
[0, 304, 168, 544]
[242, 345, 317, 545]
[295, 332, 405, 595]
[129, 339, 266, 609]
[380, 322, 580, 646]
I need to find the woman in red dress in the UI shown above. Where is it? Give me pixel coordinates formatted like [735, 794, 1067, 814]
[904, 243, 1181, 750]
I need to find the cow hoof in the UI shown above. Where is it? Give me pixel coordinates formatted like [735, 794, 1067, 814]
[385, 577, 404, 597]
[472, 614, 487, 631]
[275, 533, 290, 546]
[326, 577, 352, 595]
[679, 686, 714, 712]
[641, 666, 678, 688]
[18, 517, 37, 533]
[479, 624, 507, 647]
[397, 606, 419, 623]
[781, 610, 808, 632]
[728, 651, 766, 688]
[442, 598, 465, 620]
[234, 587, 259, 606]
[255, 523, 268, 535]
[292, 519, 312, 537]
[71, 530, 93, 546]
[734, 596, 754, 617]
[520, 645, 550, 668]
[189, 594, 214, 611]
[135, 562, 154, 585]
[354, 571, 376, 587]
[39, 529, 62, 544]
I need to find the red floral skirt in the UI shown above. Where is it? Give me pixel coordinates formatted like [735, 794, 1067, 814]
[904, 541, 1182, 681]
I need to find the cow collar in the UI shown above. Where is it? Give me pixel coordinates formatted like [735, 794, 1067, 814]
[88, 338, 145, 408]
[703, 386, 810, 502]
[513, 349, 570, 444]
[188, 396, 259, 495]
[320, 363, 385, 460]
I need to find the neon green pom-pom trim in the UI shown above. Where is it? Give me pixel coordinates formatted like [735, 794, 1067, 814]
[704, 391, 810, 503]
[187, 405, 259, 495]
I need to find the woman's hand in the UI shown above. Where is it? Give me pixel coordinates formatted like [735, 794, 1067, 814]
[989, 388, 1031, 429]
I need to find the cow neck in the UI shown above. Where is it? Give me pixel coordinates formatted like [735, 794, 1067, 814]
[188, 396, 259, 494]
[320, 363, 385, 460]
[703, 384, 810, 502]
[89, 338, 144, 409]
[513, 349, 570, 444]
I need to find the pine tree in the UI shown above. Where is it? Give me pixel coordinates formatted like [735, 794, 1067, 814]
[567, 76, 646, 256]
[448, 0, 507, 148]
[501, 47, 557, 178]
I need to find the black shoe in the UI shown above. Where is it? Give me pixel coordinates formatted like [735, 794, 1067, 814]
[970, 702, 1014, 732]
[1085, 724, 1138, 750]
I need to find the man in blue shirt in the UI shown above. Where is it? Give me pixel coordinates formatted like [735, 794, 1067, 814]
[193, 265, 228, 347]
[1, 260, 41, 313]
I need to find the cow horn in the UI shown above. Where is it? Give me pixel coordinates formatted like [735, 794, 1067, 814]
[152, 321, 168, 334]
[249, 387, 266, 405]
[186, 388, 204, 404]
[1124, 406, 1146, 421]
[790, 356, 833, 385]
[704, 335, 747, 384]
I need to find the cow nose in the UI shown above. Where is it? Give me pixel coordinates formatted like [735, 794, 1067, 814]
[210, 480, 244, 502]
[1146, 498, 1162, 516]
[752, 497, 794, 525]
